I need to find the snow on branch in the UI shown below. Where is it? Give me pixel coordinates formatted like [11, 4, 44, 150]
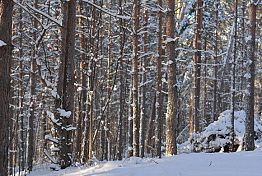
[57, 108, 71, 118]
[45, 134, 59, 144]
[165, 37, 179, 44]
[46, 110, 62, 126]
[82, 0, 131, 20]
[44, 149, 58, 164]
[13, 0, 45, 28]
[25, 3, 62, 27]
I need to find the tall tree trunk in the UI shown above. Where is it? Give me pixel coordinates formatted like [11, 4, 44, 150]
[18, 3, 26, 171]
[155, 0, 163, 158]
[117, 0, 126, 160]
[87, 1, 97, 162]
[245, 0, 256, 151]
[104, 15, 112, 161]
[132, 0, 140, 157]
[0, 0, 13, 175]
[76, 0, 87, 162]
[165, 0, 178, 156]
[230, 0, 238, 150]
[140, 9, 149, 158]
[190, 0, 203, 133]
[56, 0, 76, 169]
[27, 0, 38, 171]
[203, 35, 208, 124]
[213, 0, 219, 122]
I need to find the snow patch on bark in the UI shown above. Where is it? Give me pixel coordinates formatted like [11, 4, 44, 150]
[0, 40, 7, 47]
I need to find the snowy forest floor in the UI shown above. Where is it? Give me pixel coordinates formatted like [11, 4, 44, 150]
[27, 149, 262, 176]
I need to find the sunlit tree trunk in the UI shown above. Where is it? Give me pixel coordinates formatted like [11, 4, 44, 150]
[189, 0, 203, 133]
[165, 0, 178, 156]
[76, 0, 87, 162]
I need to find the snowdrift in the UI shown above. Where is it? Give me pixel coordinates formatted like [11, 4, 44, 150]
[180, 110, 262, 153]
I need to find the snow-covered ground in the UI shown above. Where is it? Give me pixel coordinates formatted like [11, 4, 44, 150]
[28, 149, 262, 176]
[27, 110, 262, 176]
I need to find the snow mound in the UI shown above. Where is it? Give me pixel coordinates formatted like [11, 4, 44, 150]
[180, 110, 262, 153]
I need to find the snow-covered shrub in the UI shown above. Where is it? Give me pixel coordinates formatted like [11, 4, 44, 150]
[180, 110, 262, 153]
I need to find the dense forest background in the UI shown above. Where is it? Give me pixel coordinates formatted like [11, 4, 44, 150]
[0, 0, 261, 175]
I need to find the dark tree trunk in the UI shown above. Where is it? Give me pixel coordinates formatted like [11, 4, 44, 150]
[245, 1, 256, 151]
[132, 0, 140, 157]
[230, 0, 238, 150]
[155, 0, 163, 158]
[27, 0, 38, 171]
[140, 9, 149, 158]
[0, 0, 13, 175]
[56, 0, 76, 169]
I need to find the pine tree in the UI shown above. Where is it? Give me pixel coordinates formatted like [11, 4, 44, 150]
[245, 0, 257, 151]
[165, 0, 178, 156]
[0, 1, 13, 175]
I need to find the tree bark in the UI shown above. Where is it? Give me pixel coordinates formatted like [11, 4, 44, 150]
[117, 0, 126, 160]
[76, 0, 87, 162]
[155, 0, 163, 158]
[245, 0, 256, 151]
[56, 0, 76, 169]
[132, 0, 140, 157]
[213, 0, 219, 122]
[165, 0, 178, 156]
[190, 0, 202, 133]
[27, 0, 38, 171]
[0, 0, 13, 175]
[140, 9, 149, 158]
[230, 0, 238, 150]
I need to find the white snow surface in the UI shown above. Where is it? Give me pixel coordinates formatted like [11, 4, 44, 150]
[28, 150, 262, 176]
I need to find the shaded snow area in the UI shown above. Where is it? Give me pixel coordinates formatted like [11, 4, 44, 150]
[27, 150, 262, 176]
[180, 110, 262, 153]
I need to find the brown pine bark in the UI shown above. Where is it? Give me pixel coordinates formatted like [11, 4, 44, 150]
[155, 0, 163, 158]
[0, 0, 13, 175]
[56, 0, 76, 169]
[165, 0, 178, 156]
[27, 0, 38, 171]
[88, 2, 98, 162]
[245, 1, 257, 151]
[189, 0, 202, 133]
[76, 0, 87, 162]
